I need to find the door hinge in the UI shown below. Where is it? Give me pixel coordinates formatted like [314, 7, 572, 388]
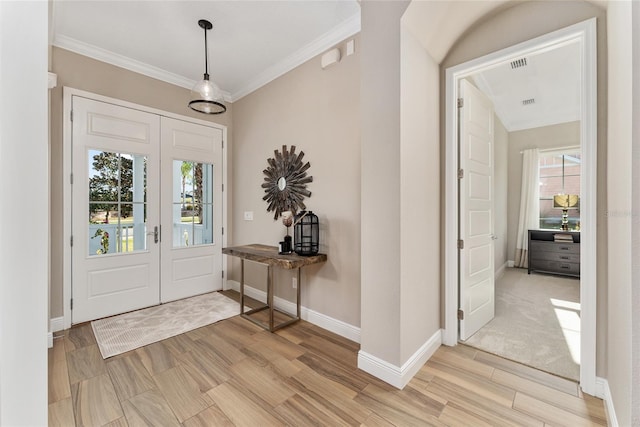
[70, 173, 74, 185]
[221, 227, 224, 236]
[70, 298, 73, 310]
[222, 140, 224, 149]
[70, 110, 73, 122]
[70, 235, 74, 247]
[222, 184, 224, 192]
[457, 98, 464, 108]
[457, 309, 464, 320]
[458, 168, 464, 179]
[457, 239, 464, 250]
[221, 270, 224, 279]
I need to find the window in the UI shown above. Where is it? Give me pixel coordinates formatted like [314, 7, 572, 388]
[539, 151, 581, 230]
[88, 150, 147, 255]
[173, 160, 214, 247]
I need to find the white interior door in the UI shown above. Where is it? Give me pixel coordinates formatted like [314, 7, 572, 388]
[160, 117, 223, 303]
[459, 79, 495, 341]
[71, 97, 161, 323]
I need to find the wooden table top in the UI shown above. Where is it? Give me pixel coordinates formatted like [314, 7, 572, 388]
[222, 244, 327, 270]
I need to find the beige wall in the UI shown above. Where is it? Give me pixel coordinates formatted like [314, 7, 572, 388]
[400, 25, 441, 362]
[494, 115, 508, 272]
[506, 121, 581, 261]
[606, 1, 633, 424]
[440, 0, 608, 377]
[230, 37, 361, 327]
[358, 0, 441, 370]
[49, 47, 232, 318]
[360, 0, 409, 366]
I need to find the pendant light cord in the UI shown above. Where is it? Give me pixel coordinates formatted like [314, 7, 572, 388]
[203, 24, 209, 79]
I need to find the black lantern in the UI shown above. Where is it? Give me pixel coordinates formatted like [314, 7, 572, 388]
[294, 211, 319, 256]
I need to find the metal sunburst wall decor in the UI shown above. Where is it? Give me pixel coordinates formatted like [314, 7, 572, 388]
[262, 145, 312, 219]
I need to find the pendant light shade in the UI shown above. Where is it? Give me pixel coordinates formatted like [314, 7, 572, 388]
[189, 19, 226, 115]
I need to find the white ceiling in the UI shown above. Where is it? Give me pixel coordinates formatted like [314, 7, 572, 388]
[53, 1, 582, 130]
[471, 41, 581, 132]
[52, 1, 361, 102]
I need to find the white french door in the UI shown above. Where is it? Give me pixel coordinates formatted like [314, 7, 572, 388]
[459, 79, 495, 341]
[72, 97, 161, 323]
[71, 96, 223, 324]
[160, 117, 223, 303]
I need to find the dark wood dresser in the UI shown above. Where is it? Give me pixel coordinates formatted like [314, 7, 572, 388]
[528, 230, 580, 278]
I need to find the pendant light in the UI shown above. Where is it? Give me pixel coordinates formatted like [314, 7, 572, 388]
[189, 19, 226, 114]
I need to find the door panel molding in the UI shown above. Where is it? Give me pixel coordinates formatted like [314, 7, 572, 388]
[459, 79, 495, 340]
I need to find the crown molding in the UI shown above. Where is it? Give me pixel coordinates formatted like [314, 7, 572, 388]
[52, 11, 359, 105]
[229, 13, 361, 102]
[52, 34, 232, 102]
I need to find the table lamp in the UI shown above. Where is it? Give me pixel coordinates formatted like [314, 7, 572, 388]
[553, 194, 579, 231]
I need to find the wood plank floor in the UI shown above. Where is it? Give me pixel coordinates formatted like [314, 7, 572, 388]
[49, 292, 607, 426]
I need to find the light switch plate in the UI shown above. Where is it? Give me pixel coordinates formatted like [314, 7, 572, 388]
[244, 211, 253, 221]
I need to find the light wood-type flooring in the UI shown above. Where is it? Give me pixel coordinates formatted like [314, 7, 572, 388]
[49, 292, 607, 426]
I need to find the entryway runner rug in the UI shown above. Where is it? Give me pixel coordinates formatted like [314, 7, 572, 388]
[92, 292, 242, 359]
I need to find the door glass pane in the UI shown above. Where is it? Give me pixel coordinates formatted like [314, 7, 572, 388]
[89, 150, 147, 255]
[173, 160, 214, 247]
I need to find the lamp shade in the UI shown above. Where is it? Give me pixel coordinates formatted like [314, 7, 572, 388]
[189, 76, 226, 114]
[188, 19, 226, 115]
[553, 194, 580, 209]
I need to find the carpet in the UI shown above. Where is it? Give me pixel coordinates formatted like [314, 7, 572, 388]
[464, 267, 580, 380]
[92, 292, 242, 359]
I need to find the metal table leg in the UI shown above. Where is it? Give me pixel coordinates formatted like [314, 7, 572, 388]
[240, 259, 245, 315]
[297, 267, 301, 319]
[268, 265, 274, 331]
[238, 260, 302, 332]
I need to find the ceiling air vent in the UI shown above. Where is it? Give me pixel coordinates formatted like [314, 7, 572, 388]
[510, 57, 527, 69]
[522, 98, 535, 106]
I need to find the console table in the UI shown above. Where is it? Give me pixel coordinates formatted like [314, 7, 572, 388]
[528, 230, 580, 278]
[222, 244, 327, 332]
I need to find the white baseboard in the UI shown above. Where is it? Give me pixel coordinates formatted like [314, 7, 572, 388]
[596, 377, 618, 427]
[495, 261, 508, 279]
[48, 316, 65, 348]
[226, 280, 361, 343]
[507, 260, 515, 268]
[357, 329, 442, 389]
[50, 316, 64, 332]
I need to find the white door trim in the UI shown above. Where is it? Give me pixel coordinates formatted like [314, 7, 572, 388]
[443, 18, 597, 395]
[62, 87, 228, 329]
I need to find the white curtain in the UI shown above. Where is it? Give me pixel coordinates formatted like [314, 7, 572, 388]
[514, 148, 540, 268]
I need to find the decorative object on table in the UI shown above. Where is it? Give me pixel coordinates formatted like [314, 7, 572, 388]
[262, 145, 312, 220]
[188, 19, 226, 115]
[294, 210, 319, 256]
[553, 194, 579, 231]
[279, 211, 293, 254]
